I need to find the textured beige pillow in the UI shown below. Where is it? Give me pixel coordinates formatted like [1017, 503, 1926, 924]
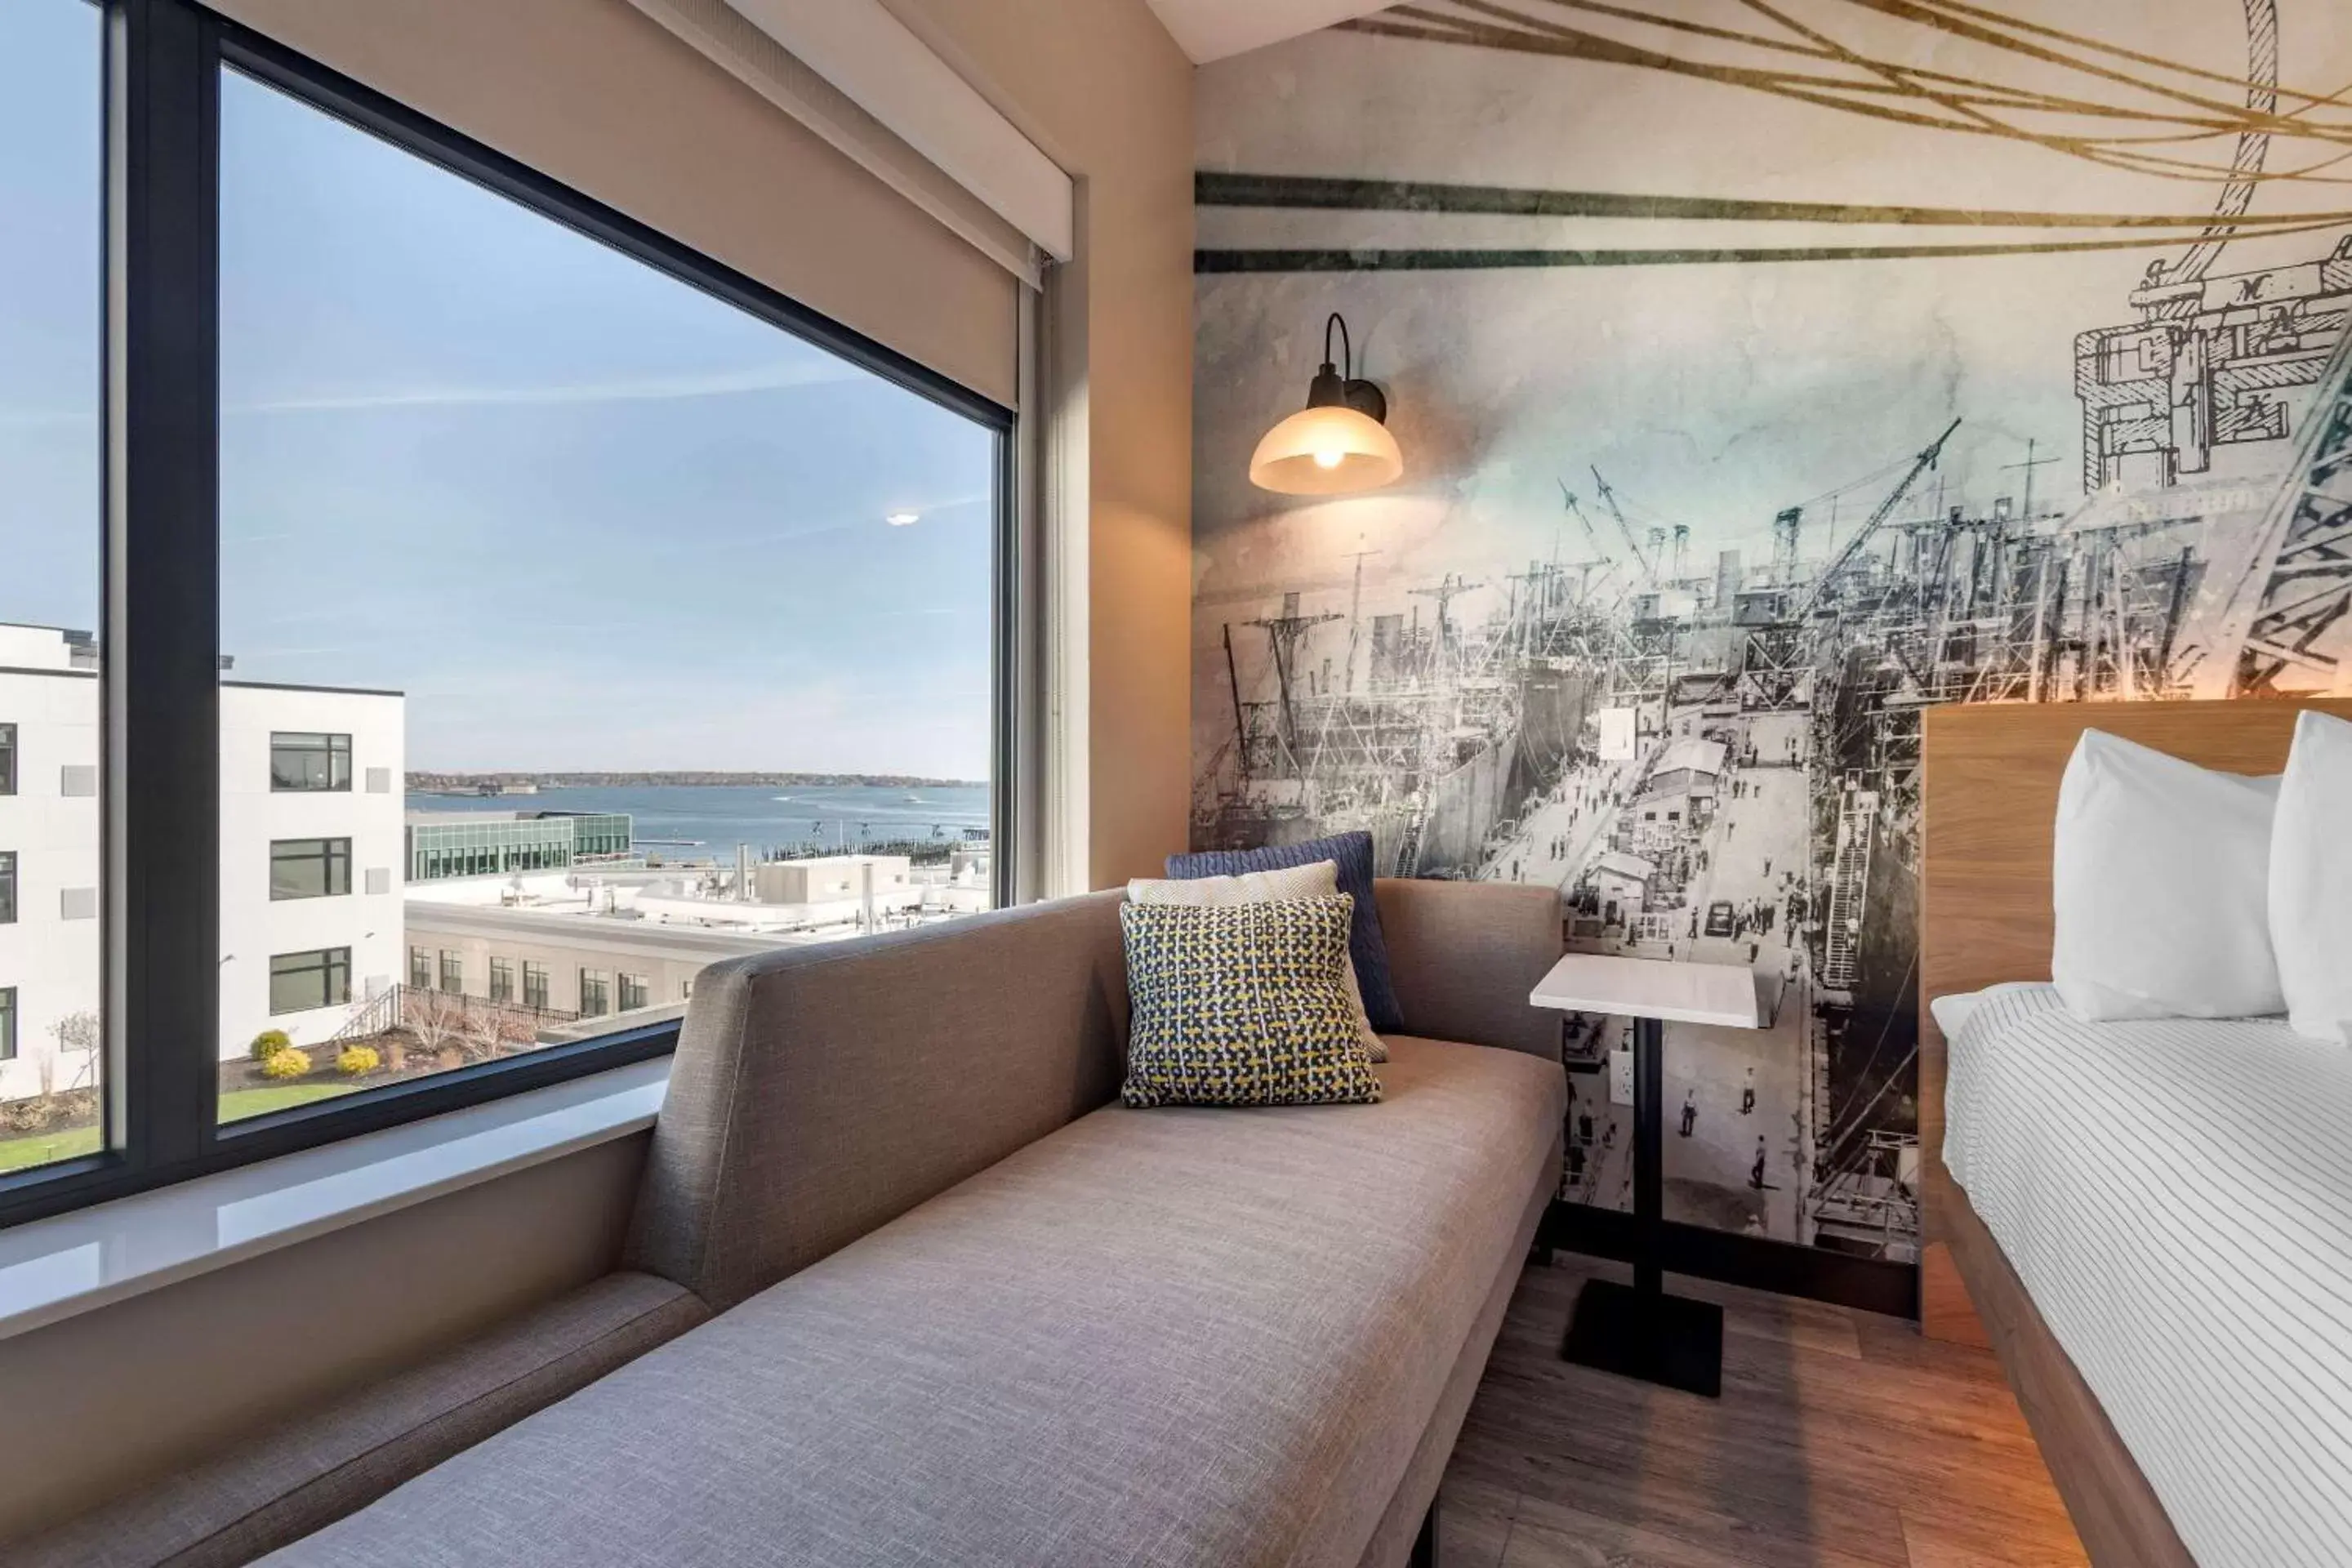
[1127, 859, 1388, 1062]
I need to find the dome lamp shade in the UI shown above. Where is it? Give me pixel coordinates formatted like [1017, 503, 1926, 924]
[1249, 314, 1402, 496]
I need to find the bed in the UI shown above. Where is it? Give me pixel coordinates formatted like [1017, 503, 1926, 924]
[1918, 698, 2352, 1568]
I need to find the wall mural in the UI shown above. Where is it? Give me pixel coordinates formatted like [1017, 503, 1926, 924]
[1191, 0, 2352, 1260]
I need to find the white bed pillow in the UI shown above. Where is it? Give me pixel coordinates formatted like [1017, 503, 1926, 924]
[2271, 710, 2352, 1044]
[1126, 860, 1388, 1062]
[2051, 728, 2283, 1022]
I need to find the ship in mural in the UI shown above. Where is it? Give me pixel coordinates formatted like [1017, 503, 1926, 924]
[1196, 238, 2352, 1259]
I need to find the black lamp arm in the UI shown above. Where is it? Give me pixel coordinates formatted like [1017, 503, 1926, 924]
[1305, 311, 1386, 424]
[1323, 312, 1352, 379]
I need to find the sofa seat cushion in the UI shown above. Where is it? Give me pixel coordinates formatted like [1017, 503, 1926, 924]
[262, 1036, 1566, 1568]
[18, 1271, 708, 1568]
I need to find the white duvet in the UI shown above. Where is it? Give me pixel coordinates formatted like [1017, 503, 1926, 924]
[1943, 985, 2352, 1568]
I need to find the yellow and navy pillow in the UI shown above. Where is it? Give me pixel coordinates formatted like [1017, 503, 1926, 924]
[1118, 894, 1383, 1108]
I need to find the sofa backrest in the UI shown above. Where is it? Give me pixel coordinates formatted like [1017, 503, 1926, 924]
[625, 890, 1130, 1311]
[1373, 878, 1564, 1059]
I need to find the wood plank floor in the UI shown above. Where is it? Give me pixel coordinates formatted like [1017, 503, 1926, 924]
[1438, 1253, 2091, 1568]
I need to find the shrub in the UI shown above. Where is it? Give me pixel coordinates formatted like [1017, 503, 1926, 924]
[336, 1045, 381, 1076]
[260, 1046, 311, 1080]
[248, 1029, 293, 1062]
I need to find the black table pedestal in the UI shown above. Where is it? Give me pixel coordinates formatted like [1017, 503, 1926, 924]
[1560, 1013, 1726, 1398]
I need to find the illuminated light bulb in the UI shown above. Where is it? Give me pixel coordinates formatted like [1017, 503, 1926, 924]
[1248, 314, 1402, 496]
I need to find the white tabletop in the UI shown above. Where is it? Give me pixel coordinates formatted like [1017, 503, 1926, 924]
[1530, 952, 1780, 1030]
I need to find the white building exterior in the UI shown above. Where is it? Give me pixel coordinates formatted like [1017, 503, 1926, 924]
[220, 680, 406, 1059]
[0, 627, 102, 1109]
[0, 625, 405, 1109]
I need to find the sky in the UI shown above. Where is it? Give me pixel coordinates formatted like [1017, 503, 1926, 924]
[0, 0, 999, 780]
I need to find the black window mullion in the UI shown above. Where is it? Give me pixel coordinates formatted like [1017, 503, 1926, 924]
[107, 0, 220, 1170]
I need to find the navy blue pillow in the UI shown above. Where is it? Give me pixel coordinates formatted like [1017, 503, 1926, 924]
[1166, 831, 1405, 1032]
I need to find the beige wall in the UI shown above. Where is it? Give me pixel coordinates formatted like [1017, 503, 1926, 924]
[0, 1137, 646, 1542]
[885, 0, 1198, 889]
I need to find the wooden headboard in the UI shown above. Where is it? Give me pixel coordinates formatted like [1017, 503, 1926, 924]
[1917, 697, 2352, 1342]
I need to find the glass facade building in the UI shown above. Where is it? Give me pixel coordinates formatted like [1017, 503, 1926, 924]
[405, 811, 635, 881]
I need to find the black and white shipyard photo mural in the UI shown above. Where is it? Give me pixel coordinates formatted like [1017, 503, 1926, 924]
[1190, 0, 2352, 1257]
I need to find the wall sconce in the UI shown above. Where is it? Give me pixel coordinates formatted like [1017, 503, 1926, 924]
[1249, 313, 1403, 496]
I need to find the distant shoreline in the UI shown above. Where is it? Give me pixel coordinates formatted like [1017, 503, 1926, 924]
[405, 772, 987, 791]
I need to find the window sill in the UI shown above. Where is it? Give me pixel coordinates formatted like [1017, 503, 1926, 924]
[0, 1057, 669, 1343]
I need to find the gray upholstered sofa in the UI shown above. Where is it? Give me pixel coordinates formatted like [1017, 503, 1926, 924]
[24, 880, 1565, 1568]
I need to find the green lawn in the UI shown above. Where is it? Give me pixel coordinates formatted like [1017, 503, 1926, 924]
[0, 1081, 364, 1172]
[216, 1080, 363, 1123]
[0, 1122, 101, 1174]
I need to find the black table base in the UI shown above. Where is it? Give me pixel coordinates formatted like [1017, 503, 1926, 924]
[1561, 1276, 1724, 1398]
[1561, 1012, 1726, 1397]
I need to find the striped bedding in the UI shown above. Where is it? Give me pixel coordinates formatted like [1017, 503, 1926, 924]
[1942, 984, 2352, 1568]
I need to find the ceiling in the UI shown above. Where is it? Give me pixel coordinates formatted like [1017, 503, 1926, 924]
[1143, 0, 1394, 63]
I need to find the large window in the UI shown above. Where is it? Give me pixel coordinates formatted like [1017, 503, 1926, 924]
[268, 948, 351, 1016]
[1, 0, 1011, 1228]
[270, 837, 352, 900]
[270, 732, 352, 792]
[0, 989, 16, 1063]
[439, 952, 463, 996]
[0, 854, 16, 926]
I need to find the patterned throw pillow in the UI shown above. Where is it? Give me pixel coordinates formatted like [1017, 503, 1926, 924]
[1118, 896, 1383, 1109]
[1126, 859, 1388, 1062]
[1165, 831, 1405, 1033]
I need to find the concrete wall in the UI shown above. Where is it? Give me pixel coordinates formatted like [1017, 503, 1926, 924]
[883, 0, 1197, 889]
[0, 1135, 647, 1543]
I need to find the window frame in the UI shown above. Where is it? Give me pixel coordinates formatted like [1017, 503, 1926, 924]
[577, 969, 612, 1021]
[0, 987, 16, 1063]
[266, 946, 351, 1016]
[0, 0, 1016, 1230]
[267, 835, 352, 901]
[267, 730, 351, 793]
[0, 722, 16, 795]
[0, 852, 14, 926]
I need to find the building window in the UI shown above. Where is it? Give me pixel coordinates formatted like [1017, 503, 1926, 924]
[2, 0, 1010, 1222]
[488, 957, 514, 1004]
[270, 947, 351, 1015]
[0, 852, 15, 925]
[0, 987, 15, 1062]
[0, 723, 15, 795]
[523, 961, 550, 1012]
[578, 969, 611, 1019]
[269, 836, 352, 900]
[619, 973, 649, 1012]
[439, 951, 463, 995]
[269, 731, 352, 792]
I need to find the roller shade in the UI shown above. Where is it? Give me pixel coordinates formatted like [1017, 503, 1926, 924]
[212, 0, 1021, 408]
